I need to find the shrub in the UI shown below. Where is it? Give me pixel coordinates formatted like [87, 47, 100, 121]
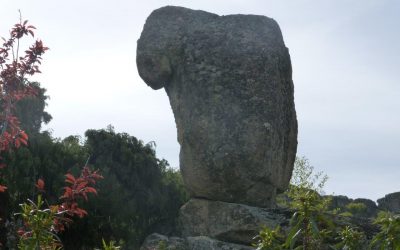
[284, 157, 333, 249]
[334, 226, 365, 250]
[370, 211, 400, 249]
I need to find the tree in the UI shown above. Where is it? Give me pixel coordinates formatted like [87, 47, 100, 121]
[283, 156, 333, 249]
[59, 128, 189, 249]
[0, 15, 48, 248]
[14, 81, 52, 134]
[0, 17, 104, 249]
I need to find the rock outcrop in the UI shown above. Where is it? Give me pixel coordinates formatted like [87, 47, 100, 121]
[137, 6, 297, 208]
[377, 192, 400, 213]
[328, 195, 379, 218]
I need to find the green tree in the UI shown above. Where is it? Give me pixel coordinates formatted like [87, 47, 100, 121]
[60, 128, 189, 249]
[284, 156, 333, 249]
[14, 82, 52, 134]
[2, 133, 87, 211]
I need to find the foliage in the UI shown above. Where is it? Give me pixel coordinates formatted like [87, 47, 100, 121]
[100, 238, 121, 250]
[1, 122, 188, 249]
[253, 226, 284, 250]
[59, 128, 189, 249]
[334, 226, 365, 250]
[257, 157, 400, 250]
[16, 166, 102, 249]
[343, 202, 367, 218]
[14, 81, 52, 134]
[0, 15, 48, 248]
[289, 157, 328, 193]
[58, 166, 103, 220]
[370, 211, 400, 250]
[0, 16, 48, 190]
[17, 195, 62, 250]
[284, 156, 333, 249]
[1, 132, 88, 212]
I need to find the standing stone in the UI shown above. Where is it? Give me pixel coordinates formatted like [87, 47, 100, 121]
[137, 6, 297, 207]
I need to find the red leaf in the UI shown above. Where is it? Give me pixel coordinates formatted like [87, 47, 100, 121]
[14, 139, 20, 148]
[61, 187, 73, 199]
[0, 185, 7, 192]
[76, 181, 88, 192]
[84, 187, 97, 195]
[20, 131, 28, 140]
[35, 178, 45, 191]
[65, 173, 76, 184]
[19, 138, 28, 146]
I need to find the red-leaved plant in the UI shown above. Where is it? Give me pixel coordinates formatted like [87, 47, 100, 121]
[1, 16, 104, 249]
[56, 166, 103, 230]
[0, 15, 48, 191]
[17, 166, 103, 246]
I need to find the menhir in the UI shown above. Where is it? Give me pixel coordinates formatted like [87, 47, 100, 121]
[137, 6, 297, 208]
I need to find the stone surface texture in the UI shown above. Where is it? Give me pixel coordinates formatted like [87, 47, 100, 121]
[328, 195, 379, 218]
[140, 233, 186, 250]
[140, 233, 254, 250]
[137, 6, 297, 207]
[179, 198, 287, 244]
[377, 192, 400, 213]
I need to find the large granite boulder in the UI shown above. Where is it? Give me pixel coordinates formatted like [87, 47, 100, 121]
[377, 192, 400, 213]
[137, 6, 297, 207]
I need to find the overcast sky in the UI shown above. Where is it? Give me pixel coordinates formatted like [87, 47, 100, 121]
[1, 0, 399, 201]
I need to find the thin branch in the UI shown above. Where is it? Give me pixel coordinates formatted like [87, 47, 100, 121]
[16, 10, 22, 62]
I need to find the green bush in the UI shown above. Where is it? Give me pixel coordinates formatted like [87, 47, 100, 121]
[284, 157, 333, 249]
[334, 226, 365, 250]
[253, 226, 284, 250]
[17, 195, 62, 250]
[370, 211, 400, 250]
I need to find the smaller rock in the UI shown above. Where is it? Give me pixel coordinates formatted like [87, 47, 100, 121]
[328, 195, 352, 210]
[377, 192, 400, 213]
[140, 233, 253, 250]
[187, 236, 254, 250]
[353, 198, 378, 218]
[179, 198, 287, 245]
[140, 233, 186, 250]
[327, 195, 378, 218]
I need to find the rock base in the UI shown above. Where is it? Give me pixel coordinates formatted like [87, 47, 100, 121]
[140, 233, 254, 250]
[140, 198, 291, 249]
[179, 198, 289, 245]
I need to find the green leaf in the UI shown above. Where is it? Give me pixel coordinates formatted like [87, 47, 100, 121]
[310, 218, 320, 235]
[285, 227, 301, 249]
